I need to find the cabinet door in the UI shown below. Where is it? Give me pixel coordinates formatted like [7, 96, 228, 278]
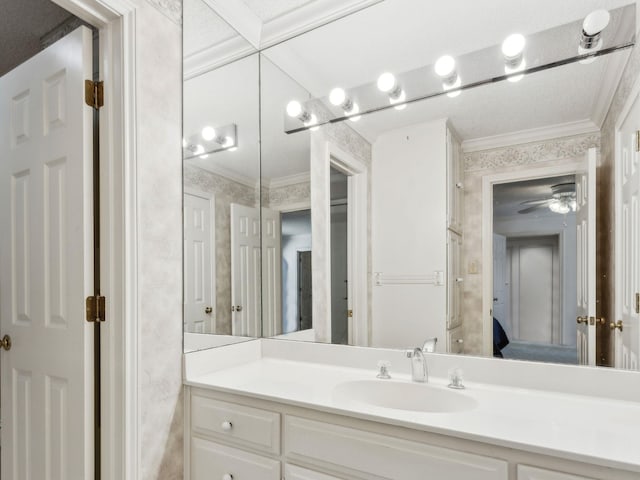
[285, 464, 346, 480]
[447, 231, 463, 330]
[285, 416, 508, 480]
[191, 437, 281, 480]
[518, 465, 596, 480]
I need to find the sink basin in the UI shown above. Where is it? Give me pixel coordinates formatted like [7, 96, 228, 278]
[332, 380, 477, 413]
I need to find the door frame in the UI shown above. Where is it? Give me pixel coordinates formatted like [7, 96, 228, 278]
[481, 161, 582, 356]
[52, 1, 137, 479]
[329, 144, 368, 347]
[614, 74, 640, 368]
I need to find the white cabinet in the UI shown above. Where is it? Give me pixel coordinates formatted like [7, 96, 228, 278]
[186, 387, 634, 480]
[285, 416, 507, 480]
[517, 465, 597, 480]
[285, 464, 345, 480]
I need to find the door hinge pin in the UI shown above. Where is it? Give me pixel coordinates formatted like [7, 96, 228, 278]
[84, 80, 104, 110]
[86, 295, 106, 322]
[636, 130, 640, 153]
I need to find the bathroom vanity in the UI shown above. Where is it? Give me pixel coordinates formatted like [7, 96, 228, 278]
[183, 340, 640, 480]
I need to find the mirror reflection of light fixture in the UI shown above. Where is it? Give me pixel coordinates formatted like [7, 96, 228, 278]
[502, 33, 526, 83]
[182, 123, 238, 159]
[548, 194, 577, 214]
[578, 9, 611, 64]
[329, 87, 361, 121]
[434, 55, 461, 98]
[286, 100, 319, 130]
[377, 72, 407, 110]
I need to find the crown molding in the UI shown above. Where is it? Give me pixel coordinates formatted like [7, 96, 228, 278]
[263, 171, 311, 189]
[201, 0, 262, 49]
[259, 0, 383, 49]
[591, 48, 631, 128]
[462, 119, 600, 153]
[183, 35, 256, 80]
[188, 161, 259, 189]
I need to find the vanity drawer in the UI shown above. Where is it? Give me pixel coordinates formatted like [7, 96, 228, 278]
[191, 437, 280, 480]
[191, 394, 281, 454]
[517, 465, 596, 480]
[285, 416, 508, 480]
[285, 464, 346, 480]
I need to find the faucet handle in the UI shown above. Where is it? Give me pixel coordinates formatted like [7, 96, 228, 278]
[376, 360, 391, 379]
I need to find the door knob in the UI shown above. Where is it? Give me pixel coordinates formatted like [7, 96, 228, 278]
[610, 320, 623, 332]
[576, 316, 588, 324]
[0, 335, 11, 351]
[204, 306, 213, 314]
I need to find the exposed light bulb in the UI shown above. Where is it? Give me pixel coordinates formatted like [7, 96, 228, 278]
[329, 87, 347, 106]
[377, 72, 397, 92]
[502, 34, 526, 59]
[390, 90, 407, 110]
[434, 55, 456, 77]
[583, 9, 610, 36]
[201, 126, 216, 141]
[286, 100, 302, 118]
[182, 137, 187, 148]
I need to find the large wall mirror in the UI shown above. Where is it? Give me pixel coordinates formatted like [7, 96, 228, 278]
[183, 0, 640, 373]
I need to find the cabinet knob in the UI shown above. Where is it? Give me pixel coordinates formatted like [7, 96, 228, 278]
[221, 421, 233, 431]
[222, 474, 233, 480]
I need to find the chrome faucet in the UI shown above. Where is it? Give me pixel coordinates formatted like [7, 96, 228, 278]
[406, 347, 428, 383]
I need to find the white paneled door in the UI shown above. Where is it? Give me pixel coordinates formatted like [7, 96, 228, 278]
[230, 204, 261, 336]
[0, 27, 95, 479]
[261, 207, 282, 337]
[576, 148, 597, 366]
[184, 192, 215, 333]
[615, 88, 640, 370]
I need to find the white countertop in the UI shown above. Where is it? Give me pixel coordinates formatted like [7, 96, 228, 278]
[184, 339, 640, 472]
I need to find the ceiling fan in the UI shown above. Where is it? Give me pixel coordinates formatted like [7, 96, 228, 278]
[518, 182, 577, 214]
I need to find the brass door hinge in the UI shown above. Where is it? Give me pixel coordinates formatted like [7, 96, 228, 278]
[635, 292, 640, 314]
[347, 309, 353, 318]
[636, 130, 640, 153]
[85, 80, 104, 109]
[86, 295, 106, 322]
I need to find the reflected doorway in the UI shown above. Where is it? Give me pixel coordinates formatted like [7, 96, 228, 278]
[281, 209, 312, 334]
[330, 168, 349, 344]
[492, 175, 578, 364]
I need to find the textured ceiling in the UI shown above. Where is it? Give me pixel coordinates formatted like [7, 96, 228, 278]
[0, 0, 74, 77]
[494, 175, 576, 218]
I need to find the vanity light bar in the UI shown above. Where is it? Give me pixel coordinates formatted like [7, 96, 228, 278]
[183, 123, 238, 160]
[283, 5, 632, 134]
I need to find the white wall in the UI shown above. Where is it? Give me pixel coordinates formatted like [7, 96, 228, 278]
[495, 213, 577, 346]
[372, 119, 448, 349]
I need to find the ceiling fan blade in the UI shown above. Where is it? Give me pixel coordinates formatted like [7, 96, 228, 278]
[519, 198, 552, 206]
[518, 203, 551, 214]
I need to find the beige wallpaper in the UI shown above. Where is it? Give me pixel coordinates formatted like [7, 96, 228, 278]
[599, 39, 640, 366]
[134, 1, 183, 479]
[461, 132, 601, 355]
